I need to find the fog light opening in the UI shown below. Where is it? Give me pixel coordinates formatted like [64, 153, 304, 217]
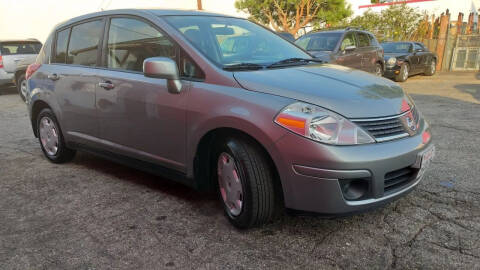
[340, 179, 369, 201]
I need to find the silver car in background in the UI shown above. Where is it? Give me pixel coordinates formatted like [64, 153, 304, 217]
[0, 39, 42, 100]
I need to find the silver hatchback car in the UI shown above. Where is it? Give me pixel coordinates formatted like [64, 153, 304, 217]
[26, 9, 434, 228]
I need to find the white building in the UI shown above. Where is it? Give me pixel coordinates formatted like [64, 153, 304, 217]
[347, 0, 480, 18]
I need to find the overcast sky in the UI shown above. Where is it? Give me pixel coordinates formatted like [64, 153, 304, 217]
[0, 0, 246, 42]
[1, 0, 478, 43]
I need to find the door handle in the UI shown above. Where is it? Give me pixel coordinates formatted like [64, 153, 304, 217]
[47, 74, 60, 81]
[98, 81, 115, 90]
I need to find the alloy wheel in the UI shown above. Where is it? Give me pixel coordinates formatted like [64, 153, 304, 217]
[20, 79, 28, 102]
[403, 65, 409, 81]
[39, 116, 59, 156]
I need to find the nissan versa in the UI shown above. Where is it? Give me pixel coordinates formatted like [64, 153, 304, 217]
[26, 9, 435, 229]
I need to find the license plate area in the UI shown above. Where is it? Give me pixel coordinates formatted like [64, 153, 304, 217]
[413, 145, 435, 177]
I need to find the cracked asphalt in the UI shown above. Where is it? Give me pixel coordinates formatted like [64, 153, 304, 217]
[1, 72, 479, 269]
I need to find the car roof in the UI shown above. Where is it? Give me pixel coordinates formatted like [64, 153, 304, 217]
[0, 39, 41, 43]
[54, 9, 241, 30]
[303, 29, 374, 37]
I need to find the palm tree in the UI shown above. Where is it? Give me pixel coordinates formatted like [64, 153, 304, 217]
[197, 0, 202, 10]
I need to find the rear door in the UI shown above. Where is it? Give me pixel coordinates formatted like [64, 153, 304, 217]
[0, 41, 41, 72]
[355, 32, 375, 72]
[49, 19, 105, 143]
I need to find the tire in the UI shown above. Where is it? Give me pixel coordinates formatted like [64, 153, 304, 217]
[425, 59, 436, 76]
[214, 136, 281, 229]
[395, 63, 409, 82]
[374, 63, 383, 76]
[36, 108, 76, 163]
[16, 74, 27, 102]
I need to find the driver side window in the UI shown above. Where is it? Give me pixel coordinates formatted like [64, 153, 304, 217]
[340, 32, 356, 51]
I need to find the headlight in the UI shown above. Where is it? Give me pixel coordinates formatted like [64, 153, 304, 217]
[386, 57, 397, 67]
[274, 102, 375, 145]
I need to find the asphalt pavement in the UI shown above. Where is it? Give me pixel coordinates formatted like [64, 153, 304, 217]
[0, 73, 479, 269]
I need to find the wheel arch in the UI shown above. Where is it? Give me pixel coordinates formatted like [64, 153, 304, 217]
[191, 123, 285, 206]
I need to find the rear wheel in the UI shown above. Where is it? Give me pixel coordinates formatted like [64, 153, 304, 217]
[425, 59, 436, 76]
[16, 74, 27, 102]
[36, 108, 76, 163]
[395, 63, 409, 82]
[214, 136, 281, 229]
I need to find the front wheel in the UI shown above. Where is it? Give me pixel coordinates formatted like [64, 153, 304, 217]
[374, 63, 383, 76]
[425, 59, 436, 76]
[395, 63, 409, 82]
[16, 74, 27, 102]
[214, 136, 281, 229]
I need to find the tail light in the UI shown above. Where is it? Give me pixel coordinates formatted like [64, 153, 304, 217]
[26, 63, 41, 80]
[0, 55, 3, 68]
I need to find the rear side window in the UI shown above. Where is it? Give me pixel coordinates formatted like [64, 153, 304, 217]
[67, 20, 104, 66]
[53, 28, 70, 63]
[356, 32, 370, 47]
[340, 32, 356, 51]
[0, 42, 41, 55]
[107, 17, 175, 72]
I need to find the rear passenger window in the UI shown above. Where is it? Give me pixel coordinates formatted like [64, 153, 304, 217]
[53, 28, 70, 63]
[357, 32, 370, 47]
[67, 20, 104, 66]
[107, 18, 175, 72]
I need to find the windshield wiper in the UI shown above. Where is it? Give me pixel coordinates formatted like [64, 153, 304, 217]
[223, 63, 265, 71]
[267, 58, 323, 68]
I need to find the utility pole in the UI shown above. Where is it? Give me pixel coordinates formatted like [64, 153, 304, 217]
[197, 0, 203, 10]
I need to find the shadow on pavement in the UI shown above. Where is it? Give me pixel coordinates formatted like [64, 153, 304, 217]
[72, 151, 217, 205]
[454, 84, 480, 101]
[0, 85, 17, 96]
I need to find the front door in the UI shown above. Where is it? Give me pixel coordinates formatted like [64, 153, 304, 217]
[95, 17, 188, 172]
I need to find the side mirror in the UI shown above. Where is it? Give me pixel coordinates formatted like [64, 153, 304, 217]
[344, 45, 356, 53]
[143, 57, 182, 94]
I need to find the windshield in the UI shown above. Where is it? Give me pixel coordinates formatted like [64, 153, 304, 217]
[381, 42, 412, 53]
[295, 32, 341, 52]
[0, 41, 42, 55]
[164, 16, 310, 68]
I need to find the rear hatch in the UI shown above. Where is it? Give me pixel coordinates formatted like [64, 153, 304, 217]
[0, 41, 42, 72]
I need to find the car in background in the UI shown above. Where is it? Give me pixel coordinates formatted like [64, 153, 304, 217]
[277, 32, 295, 42]
[26, 9, 434, 229]
[295, 28, 384, 76]
[382, 42, 437, 82]
[0, 39, 42, 101]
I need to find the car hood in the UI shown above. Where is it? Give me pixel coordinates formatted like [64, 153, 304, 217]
[233, 64, 410, 118]
[384, 53, 409, 60]
[308, 51, 333, 62]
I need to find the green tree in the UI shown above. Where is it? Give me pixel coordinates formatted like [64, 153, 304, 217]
[349, 4, 424, 41]
[235, 0, 352, 37]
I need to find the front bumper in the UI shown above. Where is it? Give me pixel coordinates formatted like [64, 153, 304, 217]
[384, 65, 401, 78]
[272, 117, 432, 214]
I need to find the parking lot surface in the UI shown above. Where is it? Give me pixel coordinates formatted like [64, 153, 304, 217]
[1, 73, 479, 269]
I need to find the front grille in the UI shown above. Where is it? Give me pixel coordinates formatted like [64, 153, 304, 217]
[353, 107, 420, 142]
[384, 167, 418, 193]
[354, 117, 408, 141]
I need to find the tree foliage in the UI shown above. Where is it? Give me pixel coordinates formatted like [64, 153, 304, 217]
[235, 0, 352, 36]
[349, 4, 425, 41]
